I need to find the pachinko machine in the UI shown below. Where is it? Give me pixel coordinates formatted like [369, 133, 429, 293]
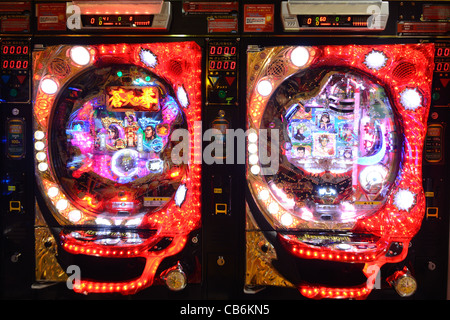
[32, 42, 202, 295]
[245, 43, 435, 299]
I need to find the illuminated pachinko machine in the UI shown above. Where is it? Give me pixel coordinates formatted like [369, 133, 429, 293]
[245, 44, 435, 299]
[33, 42, 202, 295]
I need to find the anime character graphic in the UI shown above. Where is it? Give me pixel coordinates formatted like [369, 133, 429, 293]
[294, 124, 307, 141]
[295, 146, 306, 159]
[107, 124, 122, 150]
[313, 133, 336, 158]
[318, 112, 333, 131]
[144, 125, 156, 141]
[124, 112, 139, 148]
[138, 117, 163, 153]
[339, 123, 355, 142]
[125, 126, 138, 148]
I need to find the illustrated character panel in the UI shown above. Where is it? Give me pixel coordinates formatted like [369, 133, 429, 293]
[51, 64, 187, 216]
[262, 69, 400, 226]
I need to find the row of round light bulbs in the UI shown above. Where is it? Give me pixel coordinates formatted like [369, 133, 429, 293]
[35, 130, 83, 222]
[256, 46, 310, 97]
[248, 47, 311, 219]
[40, 46, 92, 95]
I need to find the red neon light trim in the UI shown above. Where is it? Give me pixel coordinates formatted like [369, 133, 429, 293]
[71, 236, 187, 295]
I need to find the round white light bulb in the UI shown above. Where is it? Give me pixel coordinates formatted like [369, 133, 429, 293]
[290, 46, 310, 67]
[70, 46, 91, 66]
[248, 143, 258, 154]
[38, 162, 48, 172]
[364, 50, 387, 70]
[34, 131, 45, 140]
[249, 154, 259, 165]
[257, 80, 273, 97]
[258, 189, 270, 201]
[248, 132, 258, 143]
[40, 78, 58, 95]
[68, 210, 82, 223]
[250, 165, 261, 175]
[47, 187, 59, 198]
[56, 199, 68, 211]
[400, 88, 422, 111]
[268, 202, 279, 214]
[280, 213, 293, 226]
[35, 141, 45, 151]
[394, 189, 415, 211]
[36, 152, 46, 161]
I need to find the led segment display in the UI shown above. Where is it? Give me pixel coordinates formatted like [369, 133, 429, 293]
[209, 45, 237, 56]
[209, 60, 236, 71]
[299, 15, 371, 27]
[81, 15, 154, 27]
[1, 43, 30, 70]
[2, 45, 29, 54]
[434, 43, 450, 72]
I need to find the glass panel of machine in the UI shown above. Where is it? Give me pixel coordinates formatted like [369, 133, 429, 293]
[52, 64, 185, 217]
[262, 69, 399, 227]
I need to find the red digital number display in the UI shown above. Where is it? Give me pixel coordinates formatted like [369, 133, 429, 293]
[209, 60, 236, 70]
[209, 46, 236, 56]
[2, 45, 29, 55]
[2, 60, 29, 69]
[436, 47, 450, 57]
[435, 62, 449, 72]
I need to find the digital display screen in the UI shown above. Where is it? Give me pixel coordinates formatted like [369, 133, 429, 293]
[82, 15, 154, 27]
[1, 43, 30, 70]
[2, 59, 29, 69]
[434, 44, 450, 72]
[436, 47, 450, 57]
[299, 15, 370, 27]
[209, 45, 237, 56]
[208, 45, 237, 71]
[435, 62, 449, 72]
[2, 45, 29, 55]
[209, 60, 236, 70]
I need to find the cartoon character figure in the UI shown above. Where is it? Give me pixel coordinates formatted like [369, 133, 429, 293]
[107, 124, 120, 150]
[138, 117, 163, 153]
[319, 112, 332, 131]
[313, 133, 336, 157]
[294, 124, 307, 141]
[296, 146, 306, 158]
[125, 126, 138, 147]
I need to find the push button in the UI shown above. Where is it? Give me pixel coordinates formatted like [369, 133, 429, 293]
[218, 90, 227, 99]
[1, 75, 11, 84]
[9, 88, 18, 97]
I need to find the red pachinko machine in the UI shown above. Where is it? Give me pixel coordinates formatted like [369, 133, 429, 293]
[33, 42, 202, 295]
[245, 43, 435, 299]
